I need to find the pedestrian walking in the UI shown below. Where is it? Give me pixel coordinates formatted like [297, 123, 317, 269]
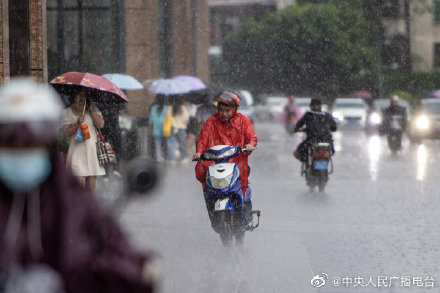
[62, 87, 106, 194]
[148, 94, 170, 162]
[168, 96, 190, 162]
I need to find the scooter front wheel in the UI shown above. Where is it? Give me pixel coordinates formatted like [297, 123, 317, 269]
[218, 211, 233, 246]
[234, 230, 245, 245]
[318, 182, 325, 192]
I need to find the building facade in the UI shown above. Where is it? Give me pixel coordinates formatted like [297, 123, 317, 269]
[46, 0, 210, 116]
[0, 0, 47, 84]
[0, 0, 210, 116]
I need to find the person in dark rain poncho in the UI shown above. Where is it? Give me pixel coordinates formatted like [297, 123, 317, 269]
[0, 79, 157, 293]
[293, 98, 337, 163]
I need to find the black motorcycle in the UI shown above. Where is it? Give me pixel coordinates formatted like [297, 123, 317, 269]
[302, 142, 334, 192]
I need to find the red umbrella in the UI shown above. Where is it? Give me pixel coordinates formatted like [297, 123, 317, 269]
[354, 90, 372, 99]
[50, 72, 128, 105]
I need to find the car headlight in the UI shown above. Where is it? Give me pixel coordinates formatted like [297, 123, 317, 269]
[415, 115, 429, 130]
[370, 112, 382, 124]
[332, 112, 344, 121]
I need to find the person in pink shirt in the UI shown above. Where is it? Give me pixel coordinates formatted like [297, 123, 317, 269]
[279, 95, 303, 134]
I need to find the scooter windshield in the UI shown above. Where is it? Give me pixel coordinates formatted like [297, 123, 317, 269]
[203, 145, 239, 161]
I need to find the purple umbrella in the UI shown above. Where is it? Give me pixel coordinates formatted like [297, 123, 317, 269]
[173, 75, 207, 91]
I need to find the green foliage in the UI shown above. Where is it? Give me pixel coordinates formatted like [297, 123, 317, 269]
[220, 3, 378, 98]
[383, 72, 440, 104]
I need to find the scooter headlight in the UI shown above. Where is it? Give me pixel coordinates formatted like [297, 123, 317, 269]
[332, 111, 344, 121]
[415, 115, 429, 130]
[208, 173, 233, 189]
[369, 112, 382, 124]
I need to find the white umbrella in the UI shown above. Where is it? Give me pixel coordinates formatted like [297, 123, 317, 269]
[173, 75, 207, 91]
[103, 73, 144, 90]
[148, 78, 192, 95]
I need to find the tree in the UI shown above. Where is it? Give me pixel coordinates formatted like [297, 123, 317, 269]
[221, 3, 378, 98]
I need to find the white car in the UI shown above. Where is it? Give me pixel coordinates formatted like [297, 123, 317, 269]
[295, 97, 311, 114]
[236, 89, 255, 122]
[266, 96, 287, 118]
[254, 95, 287, 121]
[295, 97, 329, 114]
[331, 98, 368, 127]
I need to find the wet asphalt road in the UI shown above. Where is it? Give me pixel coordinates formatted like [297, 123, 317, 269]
[117, 120, 440, 293]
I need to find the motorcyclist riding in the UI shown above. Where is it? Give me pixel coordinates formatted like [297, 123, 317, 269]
[193, 91, 258, 230]
[293, 98, 337, 163]
[379, 95, 407, 135]
[0, 79, 157, 293]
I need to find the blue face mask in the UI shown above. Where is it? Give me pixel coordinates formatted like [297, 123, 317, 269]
[0, 148, 52, 192]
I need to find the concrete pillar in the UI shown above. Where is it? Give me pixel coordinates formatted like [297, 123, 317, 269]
[0, 0, 10, 84]
[172, 0, 210, 84]
[125, 0, 160, 117]
[0, 0, 46, 84]
[195, 0, 210, 84]
[29, 0, 47, 82]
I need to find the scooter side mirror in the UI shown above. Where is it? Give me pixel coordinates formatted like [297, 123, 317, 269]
[123, 157, 159, 196]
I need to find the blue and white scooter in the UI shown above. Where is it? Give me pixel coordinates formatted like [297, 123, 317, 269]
[195, 145, 260, 246]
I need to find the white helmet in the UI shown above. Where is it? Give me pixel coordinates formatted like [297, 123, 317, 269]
[390, 95, 400, 103]
[0, 78, 63, 145]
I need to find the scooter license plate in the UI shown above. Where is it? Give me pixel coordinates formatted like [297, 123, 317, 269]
[214, 198, 231, 211]
[313, 161, 328, 170]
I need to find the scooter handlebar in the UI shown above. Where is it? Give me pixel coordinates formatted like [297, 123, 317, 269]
[192, 146, 258, 162]
[240, 146, 258, 153]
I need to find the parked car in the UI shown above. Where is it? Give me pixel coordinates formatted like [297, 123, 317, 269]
[408, 98, 440, 142]
[366, 98, 411, 133]
[331, 98, 368, 127]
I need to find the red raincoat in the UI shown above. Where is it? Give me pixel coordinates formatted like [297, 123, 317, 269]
[195, 112, 258, 194]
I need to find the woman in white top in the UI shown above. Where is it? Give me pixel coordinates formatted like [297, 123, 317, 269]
[62, 88, 105, 194]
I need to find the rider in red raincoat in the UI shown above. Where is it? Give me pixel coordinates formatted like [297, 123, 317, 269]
[193, 92, 258, 196]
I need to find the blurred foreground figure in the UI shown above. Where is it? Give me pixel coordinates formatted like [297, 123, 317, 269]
[0, 79, 156, 293]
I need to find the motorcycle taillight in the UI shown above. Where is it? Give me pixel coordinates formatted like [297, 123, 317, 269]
[314, 149, 330, 159]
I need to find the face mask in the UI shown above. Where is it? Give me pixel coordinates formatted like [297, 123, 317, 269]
[0, 148, 52, 192]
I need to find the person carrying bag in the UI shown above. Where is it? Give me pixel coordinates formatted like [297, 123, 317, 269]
[96, 128, 117, 166]
[162, 106, 173, 138]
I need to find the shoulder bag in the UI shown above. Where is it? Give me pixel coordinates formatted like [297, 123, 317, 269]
[96, 129, 117, 166]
